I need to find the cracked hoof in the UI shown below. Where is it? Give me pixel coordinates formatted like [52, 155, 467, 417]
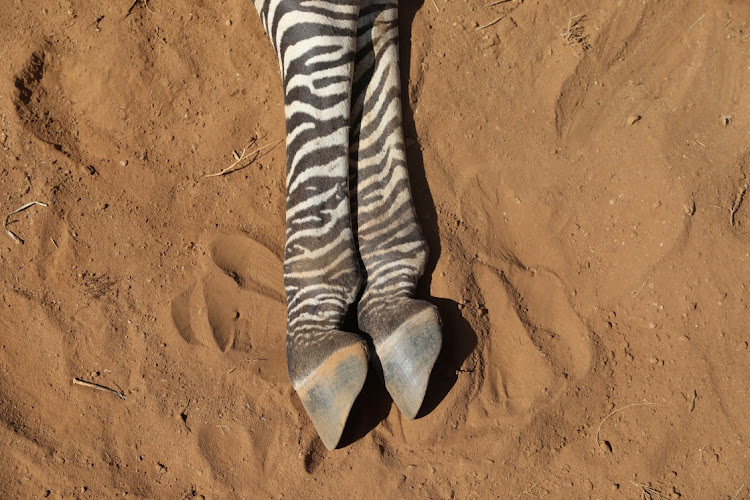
[295, 342, 369, 450]
[376, 305, 442, 419]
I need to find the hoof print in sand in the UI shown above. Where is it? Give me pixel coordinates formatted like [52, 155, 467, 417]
[475, 264, 592, 414]
[171, 235, 284, 353]
[14, 47, 81, 161]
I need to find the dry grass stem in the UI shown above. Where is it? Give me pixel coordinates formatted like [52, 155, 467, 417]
[733, 484, 745, 500]
[477, 15, 507, 30]
[4, 201, 48, 244]
[596, 402, 658, 452]
[228, 357, 269, 374]
[688, 14, 705, 31]
[632, 277, 650, 299]
[72, 377, 126, 401]
[205, 139, 282, 177]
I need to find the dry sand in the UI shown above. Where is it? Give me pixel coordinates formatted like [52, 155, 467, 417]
[1, 0, 749, 498]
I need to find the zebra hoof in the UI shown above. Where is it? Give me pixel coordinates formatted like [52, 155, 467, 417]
[295, 341, 369, 450]
[377, 305, 442, 420]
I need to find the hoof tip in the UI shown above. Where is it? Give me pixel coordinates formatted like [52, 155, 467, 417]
[378, 306, 442, 420]
[296, 342, 368, 450]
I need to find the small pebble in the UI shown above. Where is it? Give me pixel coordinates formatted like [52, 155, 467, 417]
[626, 115, 641, 125]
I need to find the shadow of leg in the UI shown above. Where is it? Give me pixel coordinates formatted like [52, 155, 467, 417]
[399, 3, 478, 418]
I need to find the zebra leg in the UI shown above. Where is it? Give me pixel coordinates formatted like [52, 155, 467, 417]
[252, 0, 368, 450]
[350, 0, 442, 420]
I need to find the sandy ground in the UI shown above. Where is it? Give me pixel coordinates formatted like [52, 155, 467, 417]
[1, 0, 749, 498]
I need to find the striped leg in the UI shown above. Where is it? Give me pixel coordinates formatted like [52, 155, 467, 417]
[350, 0, 442, 419]
[253, 0, 368, 450]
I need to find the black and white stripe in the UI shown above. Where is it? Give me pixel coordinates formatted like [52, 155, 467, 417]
[254, 0, 362, 362]
[349, 1, 429, 340]
[251, 0, 441, 446]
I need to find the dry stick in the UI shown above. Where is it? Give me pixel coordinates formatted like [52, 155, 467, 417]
[733, 484, 745, 500]
[431, 0, 439, 13]
[4, 201, 48, 244]
[477, 14, 507, 30]
[596, 402, 658, 453]
[688, 14, 705, 31]
[486, 0, 512, 6]
[205, 140, 282, 177]
[72, 377, 127, 401]
[227, 357, 269, 374]
[632, 277, 650, 299]
[730, 183, 748, 226]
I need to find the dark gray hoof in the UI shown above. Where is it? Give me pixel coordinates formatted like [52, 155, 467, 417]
[295, 342, 369, 450]
[376, 305, 442, 419]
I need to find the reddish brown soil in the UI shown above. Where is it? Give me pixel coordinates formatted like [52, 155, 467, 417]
[1, 0, 749, 498]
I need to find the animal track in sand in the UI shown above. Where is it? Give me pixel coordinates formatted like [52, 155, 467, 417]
[170, 234, 284, 353]
[13, 46, 81, 161]
[471, 262, 592, 417]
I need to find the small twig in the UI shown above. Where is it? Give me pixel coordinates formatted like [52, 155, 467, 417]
[125, 0, 155, 19]
[477, 14, 507, 30]
[596, 402, 658, 452]
[518, 481, 543, 497]
[50, 236, 58, 248]
[730, 183, 748, 226]
[733, 484, 745, 500]
[72, 377, 126, 400]
[205, 139, 281, 177]
[431, 0, 440, 13]
[696, 202, 727, 211]
[4, 201, 48, 244]
[688, 14, 705, 31]
[632, 278, 649, 299]
[486, 0, 512, 6]
[695, 140, 707, 148]
[228, 357, 269, 374]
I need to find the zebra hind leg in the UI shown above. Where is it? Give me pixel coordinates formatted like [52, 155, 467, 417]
[253, 0, 368, 449]
[350, 0, 442, 420]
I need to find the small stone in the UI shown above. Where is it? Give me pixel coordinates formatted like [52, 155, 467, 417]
[119, 160, 128, 167]
[626, 115, 641, 125]
[225, 19, 232, 26]
[649, 356, 658, 364]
